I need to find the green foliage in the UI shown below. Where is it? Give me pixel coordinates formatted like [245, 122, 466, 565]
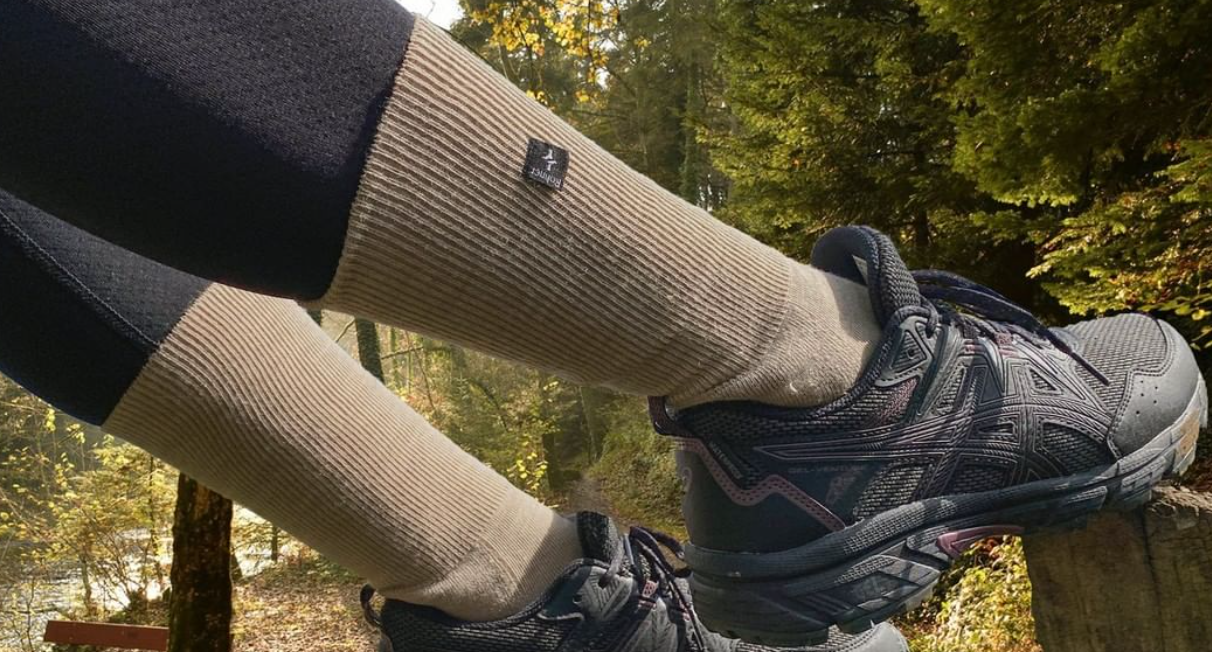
[1, 398, 176, 650]
[458, 0, 727, 203]
[711, 0, 1212, 350]
[379, 332, 603, 501]
[49, 438, 175, 602]
[916, 0, 1212, 345]
[919, 0, 1212, 205]
[708, 0, 1052, 310]
[455, 0, 625, 115]
[589, 398, 685, 536]
[1029, 140, 1212, 349]
[710, 0, 971, 257]
[904, 540, 1038, 652]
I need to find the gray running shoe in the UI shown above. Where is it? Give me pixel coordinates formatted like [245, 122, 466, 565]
[361, 512, 908, 651]
[651, 225, 1207, 645]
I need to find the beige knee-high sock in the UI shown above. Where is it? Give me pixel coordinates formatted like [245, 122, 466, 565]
[319, 19, 880, 409]
[104, 284, 581, 621]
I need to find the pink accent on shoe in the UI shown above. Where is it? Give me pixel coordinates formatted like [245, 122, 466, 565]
[675, 438, 846, 532]
[936, 525, 1023, 558]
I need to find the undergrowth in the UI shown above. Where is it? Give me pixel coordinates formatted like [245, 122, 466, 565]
[898, 539, 1039, 652]
[588, 398, 685, 537]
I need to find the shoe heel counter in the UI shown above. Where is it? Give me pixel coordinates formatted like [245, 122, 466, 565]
[675, 441, 832, 554]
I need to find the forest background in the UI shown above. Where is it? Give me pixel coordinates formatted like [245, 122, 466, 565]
[3, 1, 1211, 650]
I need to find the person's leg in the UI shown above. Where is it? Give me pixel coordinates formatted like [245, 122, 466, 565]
[0, 0, 411, 296]
[0, 189, 910, 652]
[0, 1, 880, 408]
[321, 19, 879, 408]
[0, 190, 580, 621]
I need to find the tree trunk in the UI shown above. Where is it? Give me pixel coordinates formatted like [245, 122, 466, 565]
[79, 553, 95, 618]
[168, 474, 233, 652]
[1024, 487, 1212, 652]
[270, 526, 280, 563]
[355, 318, 385, 382]
[579, 387, 611, 462]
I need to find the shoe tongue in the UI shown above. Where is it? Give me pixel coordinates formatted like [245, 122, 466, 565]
[575, 512, 620, 563]
[810, 225, 922, 326]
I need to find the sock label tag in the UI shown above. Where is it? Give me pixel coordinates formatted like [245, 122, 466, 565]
[523, 138, 569, 190]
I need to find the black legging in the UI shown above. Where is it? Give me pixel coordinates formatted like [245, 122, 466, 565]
[1, 1, 421, 426]
[0, 0, 414, 298]
[0, 190, 207, 424]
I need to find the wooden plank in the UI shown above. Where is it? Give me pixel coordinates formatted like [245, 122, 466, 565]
[44, 620, 169, 651]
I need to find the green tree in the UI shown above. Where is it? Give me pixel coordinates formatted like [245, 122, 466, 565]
[918, 0, 1212, 348]
[711, 0, 1212, 342]
[710, 0, 973, 260]
[458, 0, 726, 206]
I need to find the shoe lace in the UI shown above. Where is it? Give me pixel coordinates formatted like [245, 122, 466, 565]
[912, 269, 1109, 385]
[604, 527, 707, 652]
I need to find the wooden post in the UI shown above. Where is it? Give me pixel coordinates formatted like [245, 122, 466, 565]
[1024, 487, 1212, 652]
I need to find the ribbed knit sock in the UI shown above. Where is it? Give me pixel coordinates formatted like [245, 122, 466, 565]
[320, 19, 880, 408]
[105, 284, 582, 620]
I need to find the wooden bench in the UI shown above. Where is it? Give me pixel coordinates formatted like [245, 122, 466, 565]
[43, 621, 168, 651]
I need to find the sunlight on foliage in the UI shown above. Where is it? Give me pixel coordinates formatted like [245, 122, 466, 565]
[903, 540, 1039, 652]
[2, 403, 176, 650]
[469, 0, 615, 105]
[589, 399, 685, 537]
[1031, 140, 1212, 348]
[507, 432, 550, 496]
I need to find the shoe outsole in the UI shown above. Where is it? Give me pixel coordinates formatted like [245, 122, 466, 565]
[689, 377, 1208, 648]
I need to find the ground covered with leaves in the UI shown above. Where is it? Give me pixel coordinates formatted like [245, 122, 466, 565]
[231, 557, 373, 652]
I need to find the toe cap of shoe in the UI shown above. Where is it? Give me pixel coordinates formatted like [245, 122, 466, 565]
[1105, 318, 1201, 455]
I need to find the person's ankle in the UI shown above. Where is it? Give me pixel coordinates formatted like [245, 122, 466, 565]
[386, 495, 582, 622]
[670, 264, 880, 409]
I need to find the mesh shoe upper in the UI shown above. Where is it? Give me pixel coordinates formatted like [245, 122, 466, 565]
[1061, 313, 1200, 453]
[364, 512, 907, 652]
[657, 226, 1203, 554]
